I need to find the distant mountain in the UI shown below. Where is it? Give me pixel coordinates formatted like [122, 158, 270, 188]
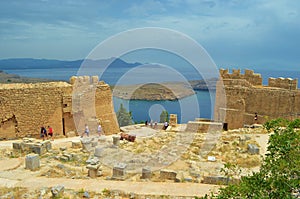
[0, 58, 141, 70]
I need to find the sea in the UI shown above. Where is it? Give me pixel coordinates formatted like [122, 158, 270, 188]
[1, 66, 299, 123]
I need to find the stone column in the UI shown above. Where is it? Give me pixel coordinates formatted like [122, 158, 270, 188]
[112, 135, 120, 146]
[169, 114, 178, 127]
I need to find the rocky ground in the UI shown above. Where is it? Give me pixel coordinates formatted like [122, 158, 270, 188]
[0, 125, 269, 198]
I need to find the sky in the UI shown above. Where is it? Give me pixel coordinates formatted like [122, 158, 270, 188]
[0, 0, 300, 70]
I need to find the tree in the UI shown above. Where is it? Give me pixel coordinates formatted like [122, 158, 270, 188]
[116, 103, 133, 127]
[160, 110, 169, 123]
[202, 118, 300, 199]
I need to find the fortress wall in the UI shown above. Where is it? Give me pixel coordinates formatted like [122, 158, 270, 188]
[215, 69, 300, 129]
[268, 77, 298, 90]
[0, 82, 72, 139]
[0, 76, 119, 139]
[70, 76, 119, 135]
[95, 82, 119, 135]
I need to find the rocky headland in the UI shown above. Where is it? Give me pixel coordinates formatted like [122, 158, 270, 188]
[112, 79, 217, 101]
[0, 70, 54, 83]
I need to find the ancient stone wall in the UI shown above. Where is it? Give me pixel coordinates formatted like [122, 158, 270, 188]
[0, 77, 119, 139]
[215, 69, 300, 129]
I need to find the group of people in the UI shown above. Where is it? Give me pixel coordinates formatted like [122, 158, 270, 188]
[145, 120, 158, 129]
[40, 125, 54, 141]
[81, 123, 103, 138]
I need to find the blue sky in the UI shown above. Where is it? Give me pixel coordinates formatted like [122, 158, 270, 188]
[1, 0, 300, 70]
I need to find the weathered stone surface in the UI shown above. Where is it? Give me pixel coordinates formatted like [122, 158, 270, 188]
[91, 140, 98, 147]
[86, 157, 99, 165]
[32, 145, 46, 155]
[71, 140, 81, 149]
[248, 144, 259, 155]
[25, 153, 40, 171]
[202, 176, 229, 185]
[12, 142, 21, 150]
[112, 163, 127, 180]
[141, 167, 152, 179]
[94, 146, 103, 157]
[185, 121, 223, 133]
[169, 114, 177, 127]
[112, 135, 120, 146]
[51, 185, 65, 197]
[202, 176, 239, 185]
[160, 169, 177, 180]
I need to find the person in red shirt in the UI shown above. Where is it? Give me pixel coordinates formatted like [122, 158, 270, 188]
[48, 126, 54, 140]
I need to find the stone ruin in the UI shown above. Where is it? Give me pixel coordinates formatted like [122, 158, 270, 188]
[12, 138, 52, 155]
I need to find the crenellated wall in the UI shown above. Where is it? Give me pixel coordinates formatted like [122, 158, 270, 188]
[0, 76, 119, 139]
[215, 69, 300, 129]
[219, 69, 263, 86]
[268, 77, 298, 90]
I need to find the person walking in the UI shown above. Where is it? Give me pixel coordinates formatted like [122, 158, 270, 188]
[40, 126, 47, 141]
[97, 123, 103, 136]
[81, 124, 89, 137]
[48, 126, 54, 140]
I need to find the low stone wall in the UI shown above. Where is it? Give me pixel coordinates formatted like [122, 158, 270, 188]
[185, 121, 223, 133]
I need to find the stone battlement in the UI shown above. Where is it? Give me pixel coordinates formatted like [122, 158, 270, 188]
[69, 76, 99, 85]
[220, 69, 262, 86]
[268, 77, 298, 90]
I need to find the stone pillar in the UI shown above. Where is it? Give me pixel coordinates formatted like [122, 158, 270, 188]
[25, 154, 40, 171]
[94, 146, 103, 158]
[112, 163, 127, 180]
[112, 135, 120, 146]
[141, 167, 152, 179]
[169, 114, 177, 127]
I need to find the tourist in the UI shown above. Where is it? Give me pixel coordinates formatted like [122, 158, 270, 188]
[48, 126, 54, 140]
[40, 126, 47, 141]
[164, 121, 169, 130]
[150, 120, 153, 128]
[154, 121, 158, 129]
[254, 113, 258, 123]
[81, 124, 89, 137]
[97, 123, 103, 136]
